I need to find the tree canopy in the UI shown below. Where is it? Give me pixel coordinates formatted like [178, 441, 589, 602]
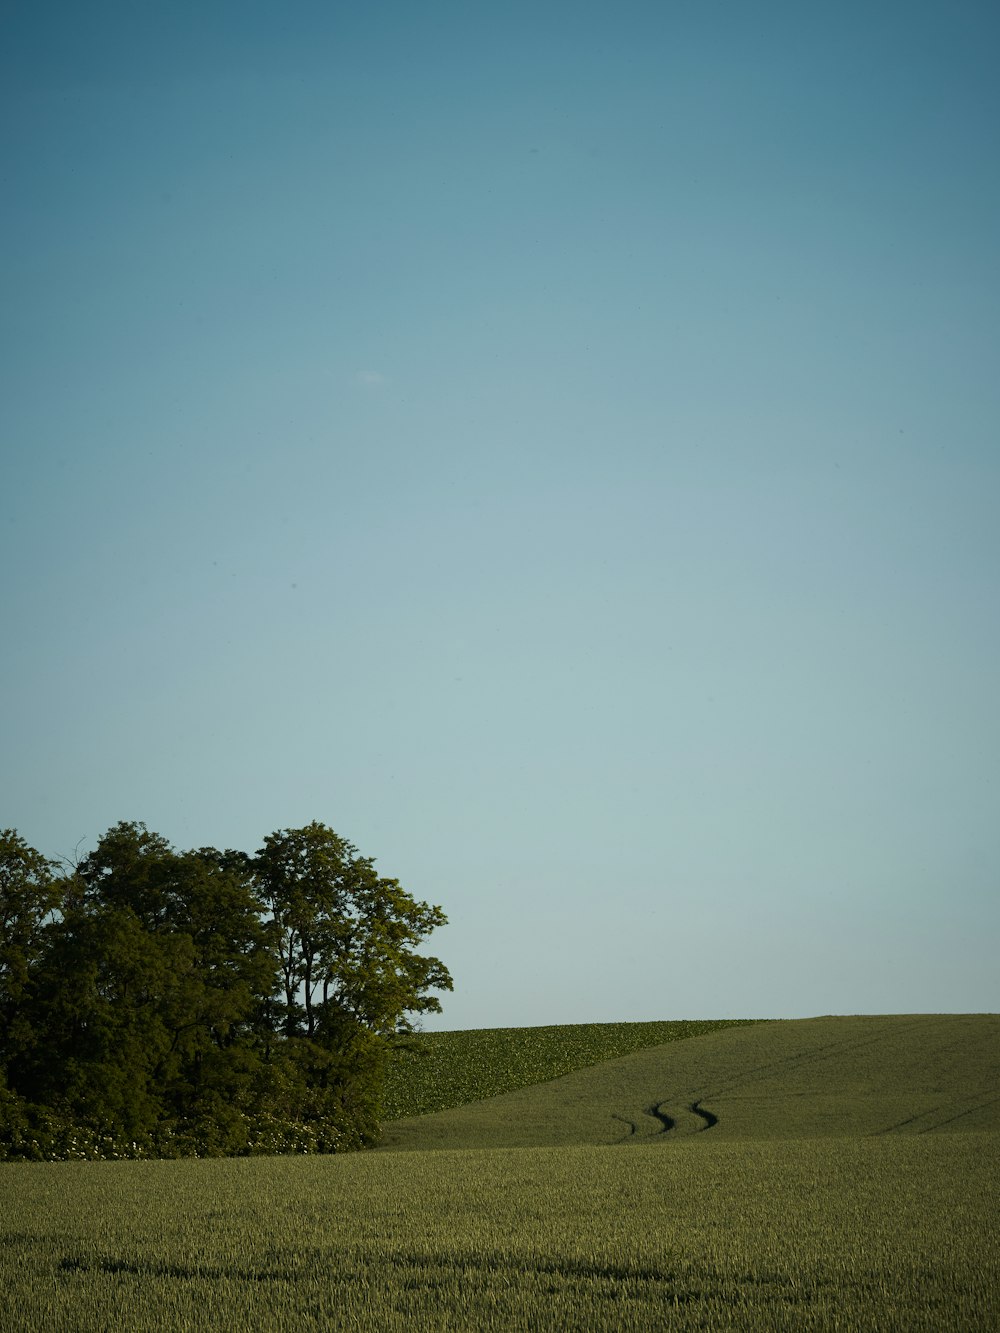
[0, 822, 452, 1160]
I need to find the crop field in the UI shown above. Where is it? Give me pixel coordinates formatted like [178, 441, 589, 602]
[1, 1014, 998, 1331]
[381, 1017, 755, 1118]
[379, 1012, 1000, 1150]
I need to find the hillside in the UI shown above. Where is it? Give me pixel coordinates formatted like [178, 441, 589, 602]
[380, 1018, 755, 1119]
[378, 1012, 1000, 1150]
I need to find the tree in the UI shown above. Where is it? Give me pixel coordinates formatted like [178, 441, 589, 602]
[252, 823, 452, 1045]
[0, 830, 61, 1074]
[0, 830, 60, 1000]
[0, 818, 453, 1159]
[17, 823, 281, 1148]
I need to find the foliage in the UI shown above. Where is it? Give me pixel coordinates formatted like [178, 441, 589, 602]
[0, 821, 450, 1160]
[253, 823, 451, 1043]
[0, 829, 61, 1071]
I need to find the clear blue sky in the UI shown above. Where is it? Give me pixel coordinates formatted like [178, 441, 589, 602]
[3, 1, 998, 1028]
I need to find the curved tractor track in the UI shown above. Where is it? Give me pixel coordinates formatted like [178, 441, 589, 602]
[616, 1099, 719, 1141]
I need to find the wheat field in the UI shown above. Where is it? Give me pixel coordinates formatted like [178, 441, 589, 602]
[2, 1014, 997, 1331]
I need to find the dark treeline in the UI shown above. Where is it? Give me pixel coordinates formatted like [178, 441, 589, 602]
[0, 822, 451, 1160]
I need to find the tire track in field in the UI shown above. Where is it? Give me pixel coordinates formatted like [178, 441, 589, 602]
[621, 1015, 957, 1143]
[692, 1015, 953, 1113]
[55, 1248, 711, 1302]
[691, 1100, 718, 1129]
[697, 1015, 937, 1102]
[620, 1021, 910, 1141]
[644, 1103, 675, 1133]
[610, 1114, 637, 1139]
[916, 1094, 1000, 1133]
[613, 1021, 918, 1143]
[875, 1106, 946, 1134]
[874, 1093, 1000, 1135]
[618, 1101, 717, 1140]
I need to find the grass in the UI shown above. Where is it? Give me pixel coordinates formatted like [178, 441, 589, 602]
[379, 1012, 1000, 1149]
[2, 1013, 998, 1331]
[381, 1017, 756, 1118]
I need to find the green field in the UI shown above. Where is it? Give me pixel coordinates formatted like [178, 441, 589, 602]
[1, 1014, 997, 1331]
[380, 1012, 1000, 1149]
[380, 1017, 755, 1118]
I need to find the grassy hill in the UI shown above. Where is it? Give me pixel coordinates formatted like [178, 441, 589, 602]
[381, 1017, 756, 1119]
[379, 1012, 1000, 1150]
[2, 1013, 997, 1331]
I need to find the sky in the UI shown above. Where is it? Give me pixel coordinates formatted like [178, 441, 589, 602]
[2, 1, 998, 1029]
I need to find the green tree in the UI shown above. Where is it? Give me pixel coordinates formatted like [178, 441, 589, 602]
[18, 823, 280, 1148]
[1, 819, 453, 1159]
[0, 830, 61, 1074]
[253, 823, 452, 1041]
[23, 898, 176, 1139]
